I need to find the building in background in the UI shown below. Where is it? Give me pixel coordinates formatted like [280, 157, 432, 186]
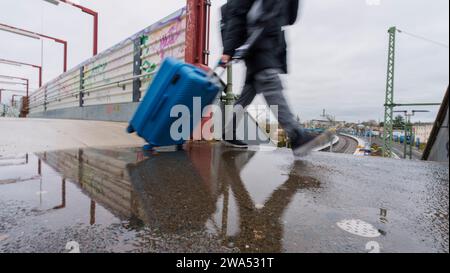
[305, 119, 346, 129]
[413, 122, 434, 144]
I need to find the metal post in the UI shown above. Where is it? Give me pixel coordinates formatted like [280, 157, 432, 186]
[62, 40, 68, 72]
[90, 200, 96, 225]
[132, 37, 142, 102]
[409, 124, 413, 159]
[62, 178, 66, 208]
[25, 79, 29, 97]
[44, 86, 47, 111]
[79, 66, 84, 107]
[403, 120, 408, 159]
[38, 65, 43, 87]
[225, 65, 234, 106]
[38, 159, 41, 175]
[221, 182, 229, 236]
[92, 11, 99, 56]
[383, 27, 397, 157]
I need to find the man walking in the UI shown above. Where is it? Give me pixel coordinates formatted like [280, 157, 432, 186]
[221, 0, 329, 156]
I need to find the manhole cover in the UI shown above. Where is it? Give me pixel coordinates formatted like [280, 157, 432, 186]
[337, 219, 381, 238]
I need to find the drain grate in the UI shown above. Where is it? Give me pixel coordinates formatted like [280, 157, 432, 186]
[337, 219, 381, 238]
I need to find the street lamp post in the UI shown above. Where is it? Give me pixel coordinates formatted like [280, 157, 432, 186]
[0, 23, 68, 72]
[43, 0, 98, 56]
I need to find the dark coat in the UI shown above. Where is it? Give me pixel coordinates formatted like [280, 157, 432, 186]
[279, 0, 300, 73]
[222, 0, 286, 77]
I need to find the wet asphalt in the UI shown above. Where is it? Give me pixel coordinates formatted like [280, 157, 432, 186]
[0, 142, 448, 253]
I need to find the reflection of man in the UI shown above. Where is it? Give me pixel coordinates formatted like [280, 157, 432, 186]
[127, 144, 321, 252]
[220, 150, 321, 252]
[127, 152, 217, 233]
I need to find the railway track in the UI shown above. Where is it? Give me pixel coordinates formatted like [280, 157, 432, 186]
[321, 134, 358, 154]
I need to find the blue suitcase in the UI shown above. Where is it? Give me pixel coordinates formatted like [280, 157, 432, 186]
[127, 57, 222, 149]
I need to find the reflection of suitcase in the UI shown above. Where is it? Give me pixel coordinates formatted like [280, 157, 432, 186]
[127, 152, 216, 233]
[127, 57, 221, 149]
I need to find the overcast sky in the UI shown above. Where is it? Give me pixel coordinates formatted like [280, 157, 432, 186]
[0, 0, 448, 123]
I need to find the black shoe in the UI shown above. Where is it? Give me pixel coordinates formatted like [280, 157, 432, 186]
[222, 133, 249, 149]
[222, 139, 249, 149]
[291, 129, 335, 157]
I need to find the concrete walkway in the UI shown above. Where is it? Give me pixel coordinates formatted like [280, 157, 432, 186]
[0, 118, 145, 154]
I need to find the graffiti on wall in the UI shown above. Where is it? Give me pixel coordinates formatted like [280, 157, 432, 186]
[29, 7, 187, 112]
[142, 15, 186, 63]
[84, 63, 108, 83]
[141, 60, 157, 80]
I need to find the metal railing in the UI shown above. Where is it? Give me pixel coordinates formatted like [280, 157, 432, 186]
[28, 7, 187, 115]
[0, 103, 20, 117]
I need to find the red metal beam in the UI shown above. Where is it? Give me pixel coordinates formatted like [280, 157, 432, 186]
[58, 0, 98, 56]
[0, 23, 68, 72]
[0, 75, 29, 97]
[0, 58, 42, 87]
[11, 94, 24, 107]
[0, 89, 26, 105]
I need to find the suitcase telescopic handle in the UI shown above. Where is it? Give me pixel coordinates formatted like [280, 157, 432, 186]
[207, 59, 238, 89]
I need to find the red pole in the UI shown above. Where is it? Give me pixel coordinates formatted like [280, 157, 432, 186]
[0, 75, 29, 97]
[37, 66, 42, 87]
[92, 12, 98, 56]
[59, 0, 98, 56]
[62, 41, 68, 72]
[185, 0, 209, 68]
[0, 59, 42, 87]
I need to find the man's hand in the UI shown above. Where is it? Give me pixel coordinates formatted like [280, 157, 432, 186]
[220, 54, 231, 67]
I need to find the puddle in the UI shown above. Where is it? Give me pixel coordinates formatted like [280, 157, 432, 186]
[0, 143, 448, 253]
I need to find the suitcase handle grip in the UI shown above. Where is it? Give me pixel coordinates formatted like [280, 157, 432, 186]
[150, 94, 168, 121]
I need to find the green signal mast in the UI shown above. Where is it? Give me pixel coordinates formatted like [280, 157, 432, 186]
[383, 26, 397, 157]
[382, 26, 443, 157]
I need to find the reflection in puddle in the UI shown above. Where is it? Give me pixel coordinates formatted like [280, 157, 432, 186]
[0, 143, 448, 253]
[128, 148, 321, 252]
[0, 143, 321, 252]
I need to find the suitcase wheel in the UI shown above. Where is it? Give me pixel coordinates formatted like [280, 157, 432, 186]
[143, 144, 154, 151]
[126, 125, 135, 134]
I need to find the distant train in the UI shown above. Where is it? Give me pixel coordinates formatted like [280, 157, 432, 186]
[304, 128, 326, 134]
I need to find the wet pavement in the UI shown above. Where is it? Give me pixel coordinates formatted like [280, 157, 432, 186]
[0, 142, 448, 253]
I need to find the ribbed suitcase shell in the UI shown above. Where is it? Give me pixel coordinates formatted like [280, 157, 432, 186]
[127, 57, 220, 148]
